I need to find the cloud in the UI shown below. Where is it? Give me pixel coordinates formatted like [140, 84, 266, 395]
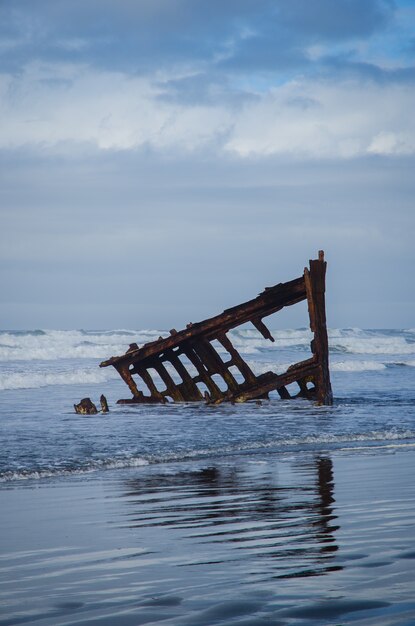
[274, 0, 394, 40]
[224, 78, 415, 158]
[1, 61, 414, 158]
[0, 0, 399, 75]
[0, 1, 411, 121]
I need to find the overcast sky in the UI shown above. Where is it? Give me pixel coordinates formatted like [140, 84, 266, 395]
[1, 0, 414, 330]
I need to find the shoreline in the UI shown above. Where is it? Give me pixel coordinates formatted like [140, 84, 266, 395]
[1, 446, 415, 625]
[2, 435, 415, 484]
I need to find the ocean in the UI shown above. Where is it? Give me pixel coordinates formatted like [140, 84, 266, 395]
[1, 328, 415, 625]
[1, 327, 414, 482]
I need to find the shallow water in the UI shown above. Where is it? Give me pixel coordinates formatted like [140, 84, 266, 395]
[1, 327, 415, 624]
[1, 450, 415, 625]
[0, 328, 415, 481]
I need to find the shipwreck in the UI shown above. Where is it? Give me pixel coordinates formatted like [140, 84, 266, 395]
[100, 251, 333, 406]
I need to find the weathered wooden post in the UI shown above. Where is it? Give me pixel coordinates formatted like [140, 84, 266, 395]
[304, 251, 333, 405]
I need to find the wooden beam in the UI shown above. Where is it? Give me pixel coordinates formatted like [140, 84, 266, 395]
[304, 251, 333, 405]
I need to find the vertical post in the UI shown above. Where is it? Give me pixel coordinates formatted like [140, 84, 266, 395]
[304, 250, 333, 405]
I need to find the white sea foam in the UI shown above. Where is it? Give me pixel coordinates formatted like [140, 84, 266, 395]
[0, 328, 413, 363]
[231, 329, 415, 358]
[330, 360, 386, 372]
[328, 330, 414, 355]
[230, 328, 312, 354]
[245, 361, 292, 375]
[0, 456, 150, 482]
[0, 329, 169, 361]
[261, 429, 415, 447]
[246, 359, 389, 375]
[2, 429, 414, 482]
[0, 368, 114, 390]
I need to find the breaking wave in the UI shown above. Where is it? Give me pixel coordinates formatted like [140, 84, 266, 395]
[0, 456, 150, 482]
[0, 329, 169, 361]
[0, 328, 413, 362]
[2, 428, 414, 482]
[0, 329, 413, 393]
[247, 358, 415, 375]
[0, 368, 115, 391]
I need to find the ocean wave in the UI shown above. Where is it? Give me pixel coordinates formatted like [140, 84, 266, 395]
[0, 329, 47, 336]
[2, 429, 414, 482]
[330, 361, 386, 372]
[0, 328, 413, 362]
[230, 328, 312, 354]
[0, 368, 114, 391]
[0, 329, 168, 361]
[0, 456, 149, 482]
[247, 359, 390, 374]
[328, 330, 414, 355]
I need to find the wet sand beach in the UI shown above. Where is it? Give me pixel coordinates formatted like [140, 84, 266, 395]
[1, 447, 415, 625]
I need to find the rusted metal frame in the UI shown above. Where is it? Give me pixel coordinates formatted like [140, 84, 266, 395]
[130, 363, 166, 403]
[100, 276, 306, 369]
[147, 359, 185, 402]
[132, 355, 206, 403]
[114, 307, 316, 405]
[102, 253, 332, 406]
[180, 344, 225, 402]
[223, 356, 317, 403]
[216, 332, 257, 384]
[277, 386, 291, 399]
[217, 334, 273, 400]
[110, 279, 305, 401]
[115, 364, 142, 399]
[212, 370, 277, 404]
[118, 353, 192, 403]
[195, 292, 306, 348]
[296, 377, 316, 399]
[304, 251, 333, 406]
[233, 362, 320, 403]
[114, 363, 160, 404]
[251, 317, 276, 342]
[161, 349, 204, 401]
[219, 324, 284, 400]
[286, 356, 317, 373]
[189, 338, 240, 394]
